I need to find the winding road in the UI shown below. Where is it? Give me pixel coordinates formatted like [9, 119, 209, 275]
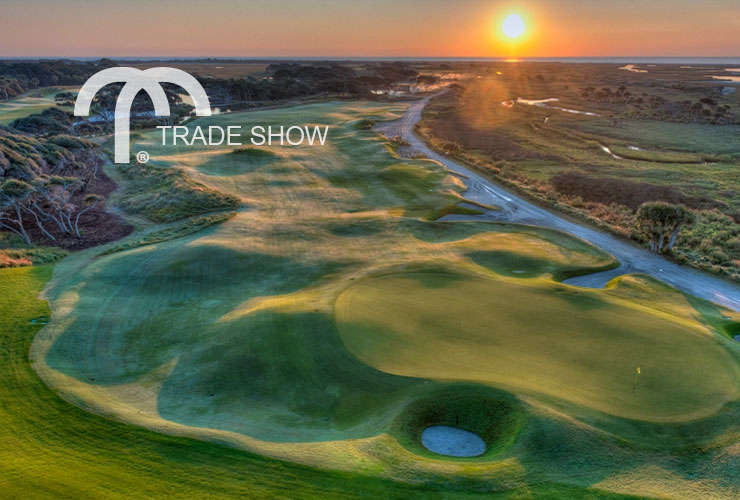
[375, 95, 740, 313]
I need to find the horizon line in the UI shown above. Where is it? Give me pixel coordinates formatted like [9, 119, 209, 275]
[1, 55, 740, 62]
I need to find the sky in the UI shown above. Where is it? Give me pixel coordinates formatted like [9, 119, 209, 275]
[1, 0, 738, 58]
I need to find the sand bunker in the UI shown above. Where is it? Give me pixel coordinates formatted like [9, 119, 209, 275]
[421, 426, 486, 457]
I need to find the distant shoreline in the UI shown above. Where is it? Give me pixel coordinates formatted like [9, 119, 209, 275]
[2, 56, 740, 65]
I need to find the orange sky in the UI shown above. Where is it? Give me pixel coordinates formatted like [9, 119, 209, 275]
[1, 0, 738, 58]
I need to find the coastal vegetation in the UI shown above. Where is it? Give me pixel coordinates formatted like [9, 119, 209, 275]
[417, 63, 740, 279]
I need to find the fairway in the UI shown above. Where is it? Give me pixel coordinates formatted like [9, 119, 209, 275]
[336, 272, 739, 421]
[22, 101, 740, 499]
[0, 87, 70, 125]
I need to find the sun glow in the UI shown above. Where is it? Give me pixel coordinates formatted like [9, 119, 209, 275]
[493, 10, 534, 58]
[502, 13, 526, 39]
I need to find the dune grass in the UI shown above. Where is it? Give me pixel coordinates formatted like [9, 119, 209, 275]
[112, 162, 241, 222]
[606, 145, 720, 164]
[0, 233, 68, 268]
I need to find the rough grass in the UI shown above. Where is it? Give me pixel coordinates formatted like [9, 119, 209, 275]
[606, 145, 721, 164]
[98, 211, 236, 256]
[113, 162, 241, 222]
[0, 233, 67, 267]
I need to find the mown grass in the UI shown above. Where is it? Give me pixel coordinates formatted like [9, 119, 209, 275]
[0, 87, 70, 125]
[1, 265, 645, 499]
[335, 271, 739, 422]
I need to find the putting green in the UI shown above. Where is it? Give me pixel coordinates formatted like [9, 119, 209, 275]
[336, 272, 740, 421]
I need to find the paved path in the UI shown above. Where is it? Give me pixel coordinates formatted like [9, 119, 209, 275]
[375, 95, 740, 312]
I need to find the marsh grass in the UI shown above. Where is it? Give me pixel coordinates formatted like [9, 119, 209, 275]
[418, 82, 740, 280]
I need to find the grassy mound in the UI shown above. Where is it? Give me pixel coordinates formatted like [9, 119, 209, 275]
[99, 211, 236, 256]
[231, 146, 278, 157]
[329, 219, 385, 237]
[114, 163, 241, 222]
[195, 147, 279, 176]
[468, 249, 617, 280]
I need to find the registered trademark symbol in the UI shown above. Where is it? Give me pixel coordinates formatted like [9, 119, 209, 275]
[136, 151, 150, 164]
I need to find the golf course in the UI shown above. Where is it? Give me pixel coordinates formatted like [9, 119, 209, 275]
[0, 86, 71, 125]
[0, 99, 729, 499]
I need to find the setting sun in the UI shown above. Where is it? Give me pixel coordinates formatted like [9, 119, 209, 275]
[502, 13, 526, 39]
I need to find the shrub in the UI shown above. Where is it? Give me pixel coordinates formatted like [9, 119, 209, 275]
[551, 172, 722, 211]
[355, 118, 376, 130]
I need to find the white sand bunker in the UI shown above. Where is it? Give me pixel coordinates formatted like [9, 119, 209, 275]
[421, 426, 486, 457]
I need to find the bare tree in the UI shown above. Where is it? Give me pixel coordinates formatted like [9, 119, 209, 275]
[32, 176, 82, 235]
[73, 194, 103, 237]
[0, 179, 33, 244]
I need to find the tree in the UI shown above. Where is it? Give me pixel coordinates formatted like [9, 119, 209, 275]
[31, 176, 81, 236]
[1, 129, 104, 245]
[73, 194, 102, 237]
[0, 178, 33, 244]
[637, 202, 696, 254]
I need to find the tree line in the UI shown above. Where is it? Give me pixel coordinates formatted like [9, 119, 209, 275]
[199, 62, 419, 105]
[0, 59, 117, 100]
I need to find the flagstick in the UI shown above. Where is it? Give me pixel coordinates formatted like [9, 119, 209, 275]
[632, 367, 641, 394]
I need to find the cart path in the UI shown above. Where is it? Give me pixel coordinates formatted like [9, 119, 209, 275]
[375, 95, 740, 312]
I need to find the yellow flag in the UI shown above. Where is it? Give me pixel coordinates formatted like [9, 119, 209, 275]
[637, 367, 641, 374]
